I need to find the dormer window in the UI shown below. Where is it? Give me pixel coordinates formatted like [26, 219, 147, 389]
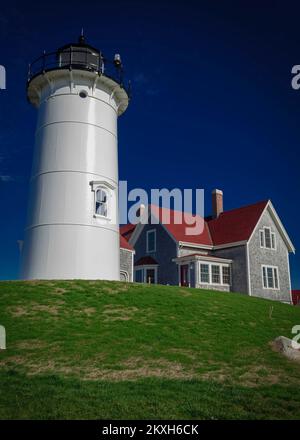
[95, 188, 108, 217]
[259, 227, 276, 250]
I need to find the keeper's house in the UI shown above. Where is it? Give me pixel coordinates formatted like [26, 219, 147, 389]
[120, 190, 295, 304]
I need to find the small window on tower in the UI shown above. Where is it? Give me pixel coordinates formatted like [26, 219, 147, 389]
[95, 188, 108, 217]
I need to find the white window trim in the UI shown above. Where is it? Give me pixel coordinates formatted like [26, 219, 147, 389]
[134, 265, 158, 284]
[222, 265, 232, 286]
[261, 265, 280, 290]
[259, 227, 276, 250]
[211, 264, 221, 285]
[90, 181, 114, 221]
[271, 231, 276, 250]
[259, 229, 265, 248]
[199, 263, 210, 284]
[146, 229, 156, 253]
[198, 261, 231, 286]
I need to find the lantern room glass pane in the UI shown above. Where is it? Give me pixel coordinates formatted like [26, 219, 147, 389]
[58, 47, 100, 71]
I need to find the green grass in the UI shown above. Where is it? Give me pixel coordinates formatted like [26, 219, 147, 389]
[0, 280, 300, 419]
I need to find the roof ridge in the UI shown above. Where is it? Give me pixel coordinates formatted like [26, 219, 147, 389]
[149, 203, 204, 218]
[210, 199, 269, 218]
[149, 200, 269, 219]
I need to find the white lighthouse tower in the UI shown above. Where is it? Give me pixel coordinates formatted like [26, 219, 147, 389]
[21, 34, 129, 280]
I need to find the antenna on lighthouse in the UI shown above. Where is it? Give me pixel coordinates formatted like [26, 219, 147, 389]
[78, 28, 85, 44]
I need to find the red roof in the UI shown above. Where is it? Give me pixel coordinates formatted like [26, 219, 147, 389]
[120, 205, 211, 246]
[120, 201, 269, 248]
[292, 290, 300, 306]
[135, 256, 158, 266]
[120, 223, 136, 241]
[207, 200, 268, 246]
[150, 205, 212, 246]
[120, 234, 134, 251]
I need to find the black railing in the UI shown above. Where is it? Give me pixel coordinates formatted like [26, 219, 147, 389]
[27, 49, 130, 96]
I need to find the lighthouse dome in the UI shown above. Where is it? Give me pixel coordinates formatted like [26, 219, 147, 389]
[57, 33, 102, 73]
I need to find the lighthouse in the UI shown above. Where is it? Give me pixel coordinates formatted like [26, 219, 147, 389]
[21, 34, 129, 280]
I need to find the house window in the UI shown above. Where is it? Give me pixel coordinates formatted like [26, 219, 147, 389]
[200, 264, 209, 283]
[198, 262, 231, 286]
[262, 265, 279, 289]
[262, 267, 267, 288]
[260, 230, 264, 247]
[146, 229, 156, 253]
[135, 269, 143, 283]
[222, 266, 231, 285]
[95, 187, 108, 217]
[271, 233, 276, 249]
[259, 227, 276, 250]
[265, 228, 271, 248]
[211, 265, 220, 284]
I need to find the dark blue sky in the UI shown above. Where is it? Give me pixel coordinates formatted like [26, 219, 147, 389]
[0, 0, 299, 286]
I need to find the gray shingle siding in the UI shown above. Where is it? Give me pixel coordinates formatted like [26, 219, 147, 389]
[214, 246, 249, 294]
[133, 223, 178, 285]
[248, 209, 292, 303]
[120, 248, 133, 281]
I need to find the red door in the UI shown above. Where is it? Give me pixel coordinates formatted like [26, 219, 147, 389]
[180, 265, 189, 287]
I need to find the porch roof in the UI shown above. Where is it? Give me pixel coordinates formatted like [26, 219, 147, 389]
[173, 254, 232, 264]
[135, 256, 158, 266]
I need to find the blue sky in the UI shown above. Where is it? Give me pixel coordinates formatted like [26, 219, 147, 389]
[0, 0, 299, 286]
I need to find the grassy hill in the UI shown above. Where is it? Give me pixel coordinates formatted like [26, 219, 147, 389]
[0, 280, 300, 419]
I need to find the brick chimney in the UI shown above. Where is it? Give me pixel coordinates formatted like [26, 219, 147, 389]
[212, 189, 223, 218]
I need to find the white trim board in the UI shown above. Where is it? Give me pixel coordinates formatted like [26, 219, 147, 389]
[248, 200, 295, 253]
